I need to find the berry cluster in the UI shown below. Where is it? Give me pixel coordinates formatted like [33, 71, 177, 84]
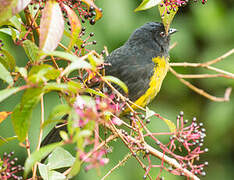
[0, 152, 24, 180]
[161, 112, 208, 177]
[160, 0, 207, 15]
[58, 0, 102, 25]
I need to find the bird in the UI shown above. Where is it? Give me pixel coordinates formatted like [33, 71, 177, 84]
[41, 22, 177, 146]
[105, 22, 176, 109]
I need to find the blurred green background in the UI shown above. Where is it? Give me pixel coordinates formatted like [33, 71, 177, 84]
[0, 0, 234, 179]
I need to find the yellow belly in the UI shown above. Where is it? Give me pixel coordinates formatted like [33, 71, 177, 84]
[131, 56, 169, 110]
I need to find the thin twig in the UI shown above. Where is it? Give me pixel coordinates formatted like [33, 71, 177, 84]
[203, 48, 234, 66]
[101, 153, 132, 180]
[169, 67, 232, 102]
[169, 42, 177, 50]
[144, 143, 200, 180]
[173, 73, 234, 79]
[109, 122, 153, 180]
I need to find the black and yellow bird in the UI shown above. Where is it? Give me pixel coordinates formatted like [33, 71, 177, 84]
[42, 22, 177, 145]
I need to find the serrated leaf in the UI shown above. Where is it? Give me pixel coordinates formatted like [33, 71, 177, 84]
[11, 88, 42, 142]
[0, 87, 21, 103]
[38, 163, 66, 180]
[102, 76, 128, 94]
[43, 83, 69, 93]
[68, 152, 81, 178]
[9, 15, 22, 30]
[0, 49, 16, 71]
[87, 54, 104, 69]
[28, 64, 60, 83]
[0, 0, 18, 25]
[0, 63, 13, 85]
[23, 40, 39, 62]
[0, 27, 20, 40]
[42, 104, 71, 129]
[0, 136, 17, 146]
[63, 4, 81, 51]
[24, 142, 62, 178]
[85, 88, 106, 97]
[44, 51, 92, 63]
[38, 163, 49, 180]
[47, 147, 75, 170]
[39, 0, 64, 52]
[135, 0, 161, 12]
[67, 81, 83, 93]
[61, 60, 92, 77]
[158, 1, 178, 33]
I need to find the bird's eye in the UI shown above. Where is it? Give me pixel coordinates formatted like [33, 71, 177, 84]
[160, 32, 165, 37]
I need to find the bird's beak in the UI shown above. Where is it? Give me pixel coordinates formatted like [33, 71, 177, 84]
[168, 28, 177, 35]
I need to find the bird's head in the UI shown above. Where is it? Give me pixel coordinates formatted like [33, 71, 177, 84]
[127, 22, 177, 55]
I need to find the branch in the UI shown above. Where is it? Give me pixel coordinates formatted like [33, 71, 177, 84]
[108, 124, 200, 180]
[169, 66, 232, 102]
[101, 153, 133, 180]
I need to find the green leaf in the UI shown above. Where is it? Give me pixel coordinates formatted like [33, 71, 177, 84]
[43, 83, 69, 92]
[68, 152, 81, 178]
[23, 40, 39, 62]
[42, 104, 71, 129]
[47, 147, 75, 170]
[24, 142, 63, 178]
[0, 49, 16, 71]
[15, 67, 27, 78]
[9, 15, 22, 30]
[43, 51, 90, 63]
[85, 88, 106, 97]
[0, 63, 13, 85]
[102, 75, 128, 94]
[87, 54, 104, 69]
[0, 87, 20, 103]
[135, 0, 161, 12]
[158, 2, 178, 33]
[0, 136, 17, 146]
[28, 64, 60, 83]
[38, 163, 66, 180]
[11, 88, 42, 142]
[38, 163, 50, 180]
[0, 27, 20, 40]
[61, 60, 92, 77]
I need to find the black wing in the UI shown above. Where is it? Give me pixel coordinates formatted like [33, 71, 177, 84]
[105, 46, 154, 101]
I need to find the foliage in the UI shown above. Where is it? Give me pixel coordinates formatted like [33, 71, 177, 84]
[0, 0, 233, 180]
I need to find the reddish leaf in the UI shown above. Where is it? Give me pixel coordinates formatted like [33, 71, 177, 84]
[39, 0, 64, 52]
[0, 111, 12, 124]
[13, 0, 32, 14]
[0, 0, 17, 25]
[63, 4, 81, 50]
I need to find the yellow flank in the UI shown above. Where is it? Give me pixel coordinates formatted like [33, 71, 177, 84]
[131, 56, 169, 110]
